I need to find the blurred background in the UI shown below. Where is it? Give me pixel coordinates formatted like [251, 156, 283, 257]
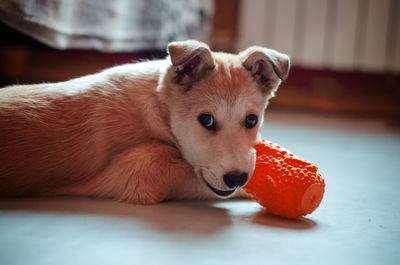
[0, 0, 399, 124]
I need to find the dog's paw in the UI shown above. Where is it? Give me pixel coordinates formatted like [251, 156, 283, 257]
[233, 188, 252, 199]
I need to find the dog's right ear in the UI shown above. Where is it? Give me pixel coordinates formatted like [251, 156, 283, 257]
[167, 40, 215, 88]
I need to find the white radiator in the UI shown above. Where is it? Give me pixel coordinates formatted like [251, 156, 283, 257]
[237, 0, 400, 73]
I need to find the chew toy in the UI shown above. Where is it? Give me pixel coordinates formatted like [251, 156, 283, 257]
[244, 140, 325, 219]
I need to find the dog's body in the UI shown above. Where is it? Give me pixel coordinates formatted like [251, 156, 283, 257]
[0, 40, 289, 203]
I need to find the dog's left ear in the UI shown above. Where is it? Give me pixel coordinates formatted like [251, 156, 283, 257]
[239, 47, 290, 94]
[167, 40, 215, 87]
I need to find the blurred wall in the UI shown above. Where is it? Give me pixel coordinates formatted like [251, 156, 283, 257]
[237, 0, 400, 74]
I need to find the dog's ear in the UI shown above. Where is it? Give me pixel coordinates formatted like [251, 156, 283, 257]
[239, 47, 290, 94]
[167, 40, 215, 88]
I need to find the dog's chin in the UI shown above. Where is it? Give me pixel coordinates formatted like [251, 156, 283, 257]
[205, 183, 236, 199]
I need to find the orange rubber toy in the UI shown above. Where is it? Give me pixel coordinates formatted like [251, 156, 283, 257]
[244, 140, 325, 219]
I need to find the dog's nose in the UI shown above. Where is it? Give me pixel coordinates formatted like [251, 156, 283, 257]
[223, 171, 248, 188]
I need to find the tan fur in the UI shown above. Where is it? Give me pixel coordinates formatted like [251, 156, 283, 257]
[0, 40, 289, 203]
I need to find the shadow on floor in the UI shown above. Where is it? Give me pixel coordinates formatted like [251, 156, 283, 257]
[0, 196, 232, 236]
[0, 196, 318, 235]
[252, 209, 317, 230]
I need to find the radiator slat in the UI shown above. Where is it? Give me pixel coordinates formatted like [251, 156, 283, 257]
[359, 0, 391, 72]
[238, 0, 268, 49]
[274, 0, 297, 57]
[386, 0, 400, 72]
[331, 0, 359, 71]
[302, 0, 329, 68]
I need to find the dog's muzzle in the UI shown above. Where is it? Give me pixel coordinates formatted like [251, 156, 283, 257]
[199, 168, 249, 198]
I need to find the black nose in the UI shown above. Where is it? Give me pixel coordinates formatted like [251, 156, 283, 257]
[223, 171, 248, 188]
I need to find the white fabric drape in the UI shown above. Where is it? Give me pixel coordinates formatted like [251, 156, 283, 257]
[0, 0, 214, 52]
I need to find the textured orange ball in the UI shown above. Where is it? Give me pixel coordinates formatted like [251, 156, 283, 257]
[244, 140, 325, 219]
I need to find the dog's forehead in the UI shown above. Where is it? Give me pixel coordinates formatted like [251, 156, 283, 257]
[211, 52, 251, 91]
[187, 52, 266, 111]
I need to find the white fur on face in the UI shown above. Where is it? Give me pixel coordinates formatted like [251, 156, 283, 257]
[193, 95, 263, 189]
[169, 76, 268, 197]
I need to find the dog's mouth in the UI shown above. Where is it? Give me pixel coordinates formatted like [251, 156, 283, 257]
[206, 183, 236, 197]
[198, 168, 235, 198]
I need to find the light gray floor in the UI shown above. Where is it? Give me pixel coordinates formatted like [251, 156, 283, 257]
[1, 111, 399, 265]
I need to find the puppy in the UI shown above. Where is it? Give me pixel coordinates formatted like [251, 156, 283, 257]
[0, 40, 290, 204]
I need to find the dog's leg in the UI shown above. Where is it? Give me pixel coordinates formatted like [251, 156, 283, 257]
[56, 142, 203, 204]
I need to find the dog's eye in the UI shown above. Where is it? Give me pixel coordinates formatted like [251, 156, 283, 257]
[245, 114, 258, 129]
[198, 114, 216, 130]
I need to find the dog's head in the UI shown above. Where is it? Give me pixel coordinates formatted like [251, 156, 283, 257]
[161, 40, 290, 198]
